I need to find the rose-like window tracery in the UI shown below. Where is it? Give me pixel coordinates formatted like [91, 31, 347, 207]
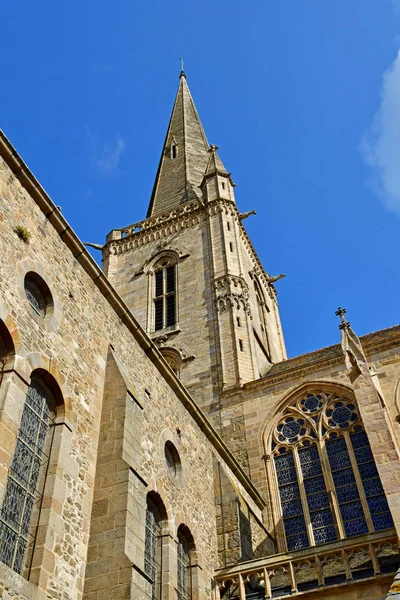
[271, 390, 393, 553]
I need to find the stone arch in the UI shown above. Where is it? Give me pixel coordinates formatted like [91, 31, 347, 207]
[0, 299, 23, 359]
[159, 346, 182, 376]
[24, 352, 73, 423]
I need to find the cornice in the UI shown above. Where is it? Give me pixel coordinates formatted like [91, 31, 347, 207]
[0, 129, 266, 512]
[238, 325, 400, 395]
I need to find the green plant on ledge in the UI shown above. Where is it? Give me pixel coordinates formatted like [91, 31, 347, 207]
[15, 225, 32, 243]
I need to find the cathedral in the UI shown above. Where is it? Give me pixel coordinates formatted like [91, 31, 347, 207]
[0, 69, 399, 600]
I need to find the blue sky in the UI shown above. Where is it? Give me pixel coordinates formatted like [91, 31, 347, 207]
[1, 1, 400, 358]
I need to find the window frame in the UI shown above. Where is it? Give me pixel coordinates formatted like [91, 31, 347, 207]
[0, 378, 56, 575]
[152, 256, 178, 332]
[268, 390, 394, 553]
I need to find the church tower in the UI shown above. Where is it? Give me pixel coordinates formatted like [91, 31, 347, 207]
[103, 71, 286, 413]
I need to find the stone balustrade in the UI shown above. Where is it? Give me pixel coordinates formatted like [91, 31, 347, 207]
[215, 531, 399, 599]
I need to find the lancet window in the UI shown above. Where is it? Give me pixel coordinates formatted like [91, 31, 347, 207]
[153, 257, 177, 331]
[177, 525, 194, 600]
[0, 379, 55, 574]
[145, 494, 166, 600]
[272, 391, 393, 552]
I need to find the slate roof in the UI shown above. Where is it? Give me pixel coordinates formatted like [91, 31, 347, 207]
[262, 324, 400, 380]
[147, 72, 219, 217]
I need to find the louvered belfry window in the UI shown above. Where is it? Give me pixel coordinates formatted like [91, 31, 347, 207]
[154, 259, 176, 331]
[272, 391, 393, 552]
[0, 380, 55, 574]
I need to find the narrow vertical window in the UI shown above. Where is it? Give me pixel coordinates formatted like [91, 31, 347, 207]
[172, 145, 177, 159]
[236, 316, 241, 327]
[239, 340, 244, 352]
[274, 449, 308, 550]
[177, 526, 194, 600]
[227, 221, 231, 231]
[229, 242, 233, 252]
[153, 258, 176, 331]
[145, 497, 165, 600]
[0, 380, 55, 574]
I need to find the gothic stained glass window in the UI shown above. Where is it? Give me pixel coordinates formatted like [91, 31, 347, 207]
[0, 380, 54, 574]
[271, 391, 394, 553]
[153, 259, 176, 331]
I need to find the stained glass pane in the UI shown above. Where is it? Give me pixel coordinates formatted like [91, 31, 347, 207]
[0, 381, 53, 574]
[310, 510, 333, 529]
[278, 483, 300, 503]
[298, 444, 336, 546]
[358, 462, 378, 480]
[326, 437, 368, 538]
[344, 519, 369, 537]
[286, 532, 309, 551]
[332, 468, 356, 487]
[275, 451, 309, 549]
[282, 499, 303, 518]
[367, 496, 389, 514]
[276, 467, 297, 485]
[314, 526, 336, 545]
[336, 483, 360, 504]
[372, 513, 394, 531]
[350, 430, 394, 533]
[364, 478, 384, 498]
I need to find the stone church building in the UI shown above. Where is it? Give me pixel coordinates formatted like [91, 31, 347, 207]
[0, 71, 400, 600]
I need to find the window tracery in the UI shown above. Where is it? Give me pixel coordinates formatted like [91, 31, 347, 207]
[271, 391, 393, 552]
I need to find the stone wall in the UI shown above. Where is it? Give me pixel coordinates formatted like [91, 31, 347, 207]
[0, 141, 263, 599]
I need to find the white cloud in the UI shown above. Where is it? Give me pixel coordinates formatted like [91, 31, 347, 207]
[361, 50, 400, 215]
[86, 128, 126, 176]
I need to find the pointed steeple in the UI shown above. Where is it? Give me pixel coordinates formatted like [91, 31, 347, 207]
[147, 72, 210, 217]
[204, 144, 229, 178]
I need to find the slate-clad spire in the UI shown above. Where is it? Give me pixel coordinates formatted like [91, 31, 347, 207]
[147, 72, 211, 217]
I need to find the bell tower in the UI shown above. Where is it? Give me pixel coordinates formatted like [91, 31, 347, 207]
[103, 71, 286, 413]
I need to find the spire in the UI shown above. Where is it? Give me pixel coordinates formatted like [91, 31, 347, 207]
[204, 144, 229, 178]
[147, 73, 210, 217]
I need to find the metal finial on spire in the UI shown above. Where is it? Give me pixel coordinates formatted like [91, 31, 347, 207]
[180, 57, 185, 73]
[335, 307, 350, 330]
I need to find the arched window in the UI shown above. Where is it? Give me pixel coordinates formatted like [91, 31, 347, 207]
[0, 377, 56, 574]
[271, 391, 393, 552]
[177, 525, 195, 600]
[153, 257, 177, 332]
[145, 493, 167, 600]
